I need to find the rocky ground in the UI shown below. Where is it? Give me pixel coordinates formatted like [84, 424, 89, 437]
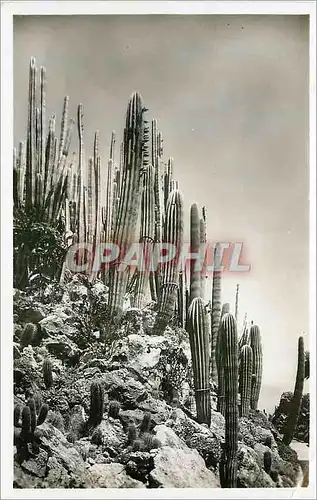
[13, 275, 302, 489]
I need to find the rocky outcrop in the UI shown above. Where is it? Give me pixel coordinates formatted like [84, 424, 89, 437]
[13, 277, 303, 489]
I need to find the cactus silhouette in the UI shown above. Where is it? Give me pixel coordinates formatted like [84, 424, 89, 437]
[218, 313, 239, 488]
[187, 297, 211, 426]
[153, 188, 184, 335]
[89, 382, 104, 427]
[264, 450, 272, 474]
[108, 92, 146, 321]
[20, 323, 36, 348]
[249, 325, 263, 410]
[239, 344, 253, 417]
[108, 400, 121, 419]
[283, 336, 305, 445]
[43, 358, 53, 389]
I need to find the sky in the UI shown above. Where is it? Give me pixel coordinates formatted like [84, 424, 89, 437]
[13, 14, 309, 412]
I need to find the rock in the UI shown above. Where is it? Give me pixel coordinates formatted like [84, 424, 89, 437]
[34, 423, 86, 475]
[103, 369, 148, 408]
[154, 425, 187, 449]
[21, 450, 49, 477]
[167, 408, 224, 469]
[149, 447, 220, 488]
[88, 463, 146, 488]
[42, 335, 82, 363]
[96, 419, 127, 452]
[237, 444, 275, 488]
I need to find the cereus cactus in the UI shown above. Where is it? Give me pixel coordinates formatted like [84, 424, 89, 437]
[108, 400, 121, 419]
[43, 358, 53, 389]
[234, 284, 240, 323]
[187, 297, 211, 426]
[140, 412, 152, 435]
[132, 164, 155, 308]
[127, 423, 138, 445]
[211, 244, 223, 383]
[283, 336, 305, 445]
[218, 313, 239, 488]
[264, 450, 272, 474]
[249, 325, 263, 410]
[20, 323, 36, 348]
[189, 203, 201, 304]
[89, 381, 104, 427]
[108, 92, 146, 322]
[239, 344, 253, 417]
[153, 188, 184, 335]
[216, 302, 231, 414]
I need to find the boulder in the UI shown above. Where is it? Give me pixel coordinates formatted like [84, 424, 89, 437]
[149, 446, 220, 488]
[88, 463, 146, 488]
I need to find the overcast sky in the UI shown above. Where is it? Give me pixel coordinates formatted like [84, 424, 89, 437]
[14, 14, 309, 412]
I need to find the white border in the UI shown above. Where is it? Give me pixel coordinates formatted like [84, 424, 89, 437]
[1, 1, 316, 499]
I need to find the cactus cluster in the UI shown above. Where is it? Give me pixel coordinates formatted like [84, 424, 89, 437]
[14, 397, 48, 459]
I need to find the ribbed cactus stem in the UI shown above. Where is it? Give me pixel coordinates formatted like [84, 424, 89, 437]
[283, 336, 305, 445]
[189, 203, 201, 304]
[239, 344, 253, 417]
[250, 325, 263, 410]
[26, 57, 37, 212]
[132, 164, 155, 308]
[108, 92, 145, 321]
[59, 96, 69, 160]
[153, 188, 184, 335]
[234, 284, 239, 323]
[216, 302, 231, 414]
[211, 243, 222, 383]
[219, 313, 239, 488]
[200, 210, 207, 302]
[187, 297, 211, 425]
[39, 66, 46, 179]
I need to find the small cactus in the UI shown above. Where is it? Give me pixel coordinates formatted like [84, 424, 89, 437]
[127, 423, 138, 445]
[27, 398, 37, 433]
[142, 432, 154, 451]
[108, 400, 121, 419]
[21, 406, 31, 441]
[264, 450, 272, 474]
[140, 412, 152, 434]
[43, 358, 53, 389]
[89, 382, 104, 426]
[264, 435, 272, 448]
[91, 427, 103, 446]
[14, 405, 21, 427]
[37, 403, 48, 426]
[132, 438, 144, 451]
[20, 323, 36, 348]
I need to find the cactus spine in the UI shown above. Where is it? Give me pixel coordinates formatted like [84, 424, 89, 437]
[218, 313, 239, 488]
[187, 297, 211, 426]
[211, 244, 222, 384]
[108, 92, 145, 321]
[283, 336, 305, 445]
[239, 344, 253, 417]
[153, 188, 184, 334]
[249, 325, 263, 410]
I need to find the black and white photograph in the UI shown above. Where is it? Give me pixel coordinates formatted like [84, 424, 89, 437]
[1, 1, 316, 496]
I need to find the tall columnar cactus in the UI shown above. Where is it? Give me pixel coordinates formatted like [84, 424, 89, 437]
[199, 215, 207, 302]
[239, 344, 253, 417]
[238, 314, 249, 354]
[132, 164, 155, 308]
[189, 203, 201, 304]
[249, 325, 263, 410]
[108, 92, 145, 322]
[43, 358, 53, 389]
[211, 244, 222, 383]
[89, 381, 104, 427]
[234, 284, 239, 323]
[187, 297, 211, 425]
[153, 188, 184, 335]
[283, 336, 305, 445]
[218, 313, 239, 488]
